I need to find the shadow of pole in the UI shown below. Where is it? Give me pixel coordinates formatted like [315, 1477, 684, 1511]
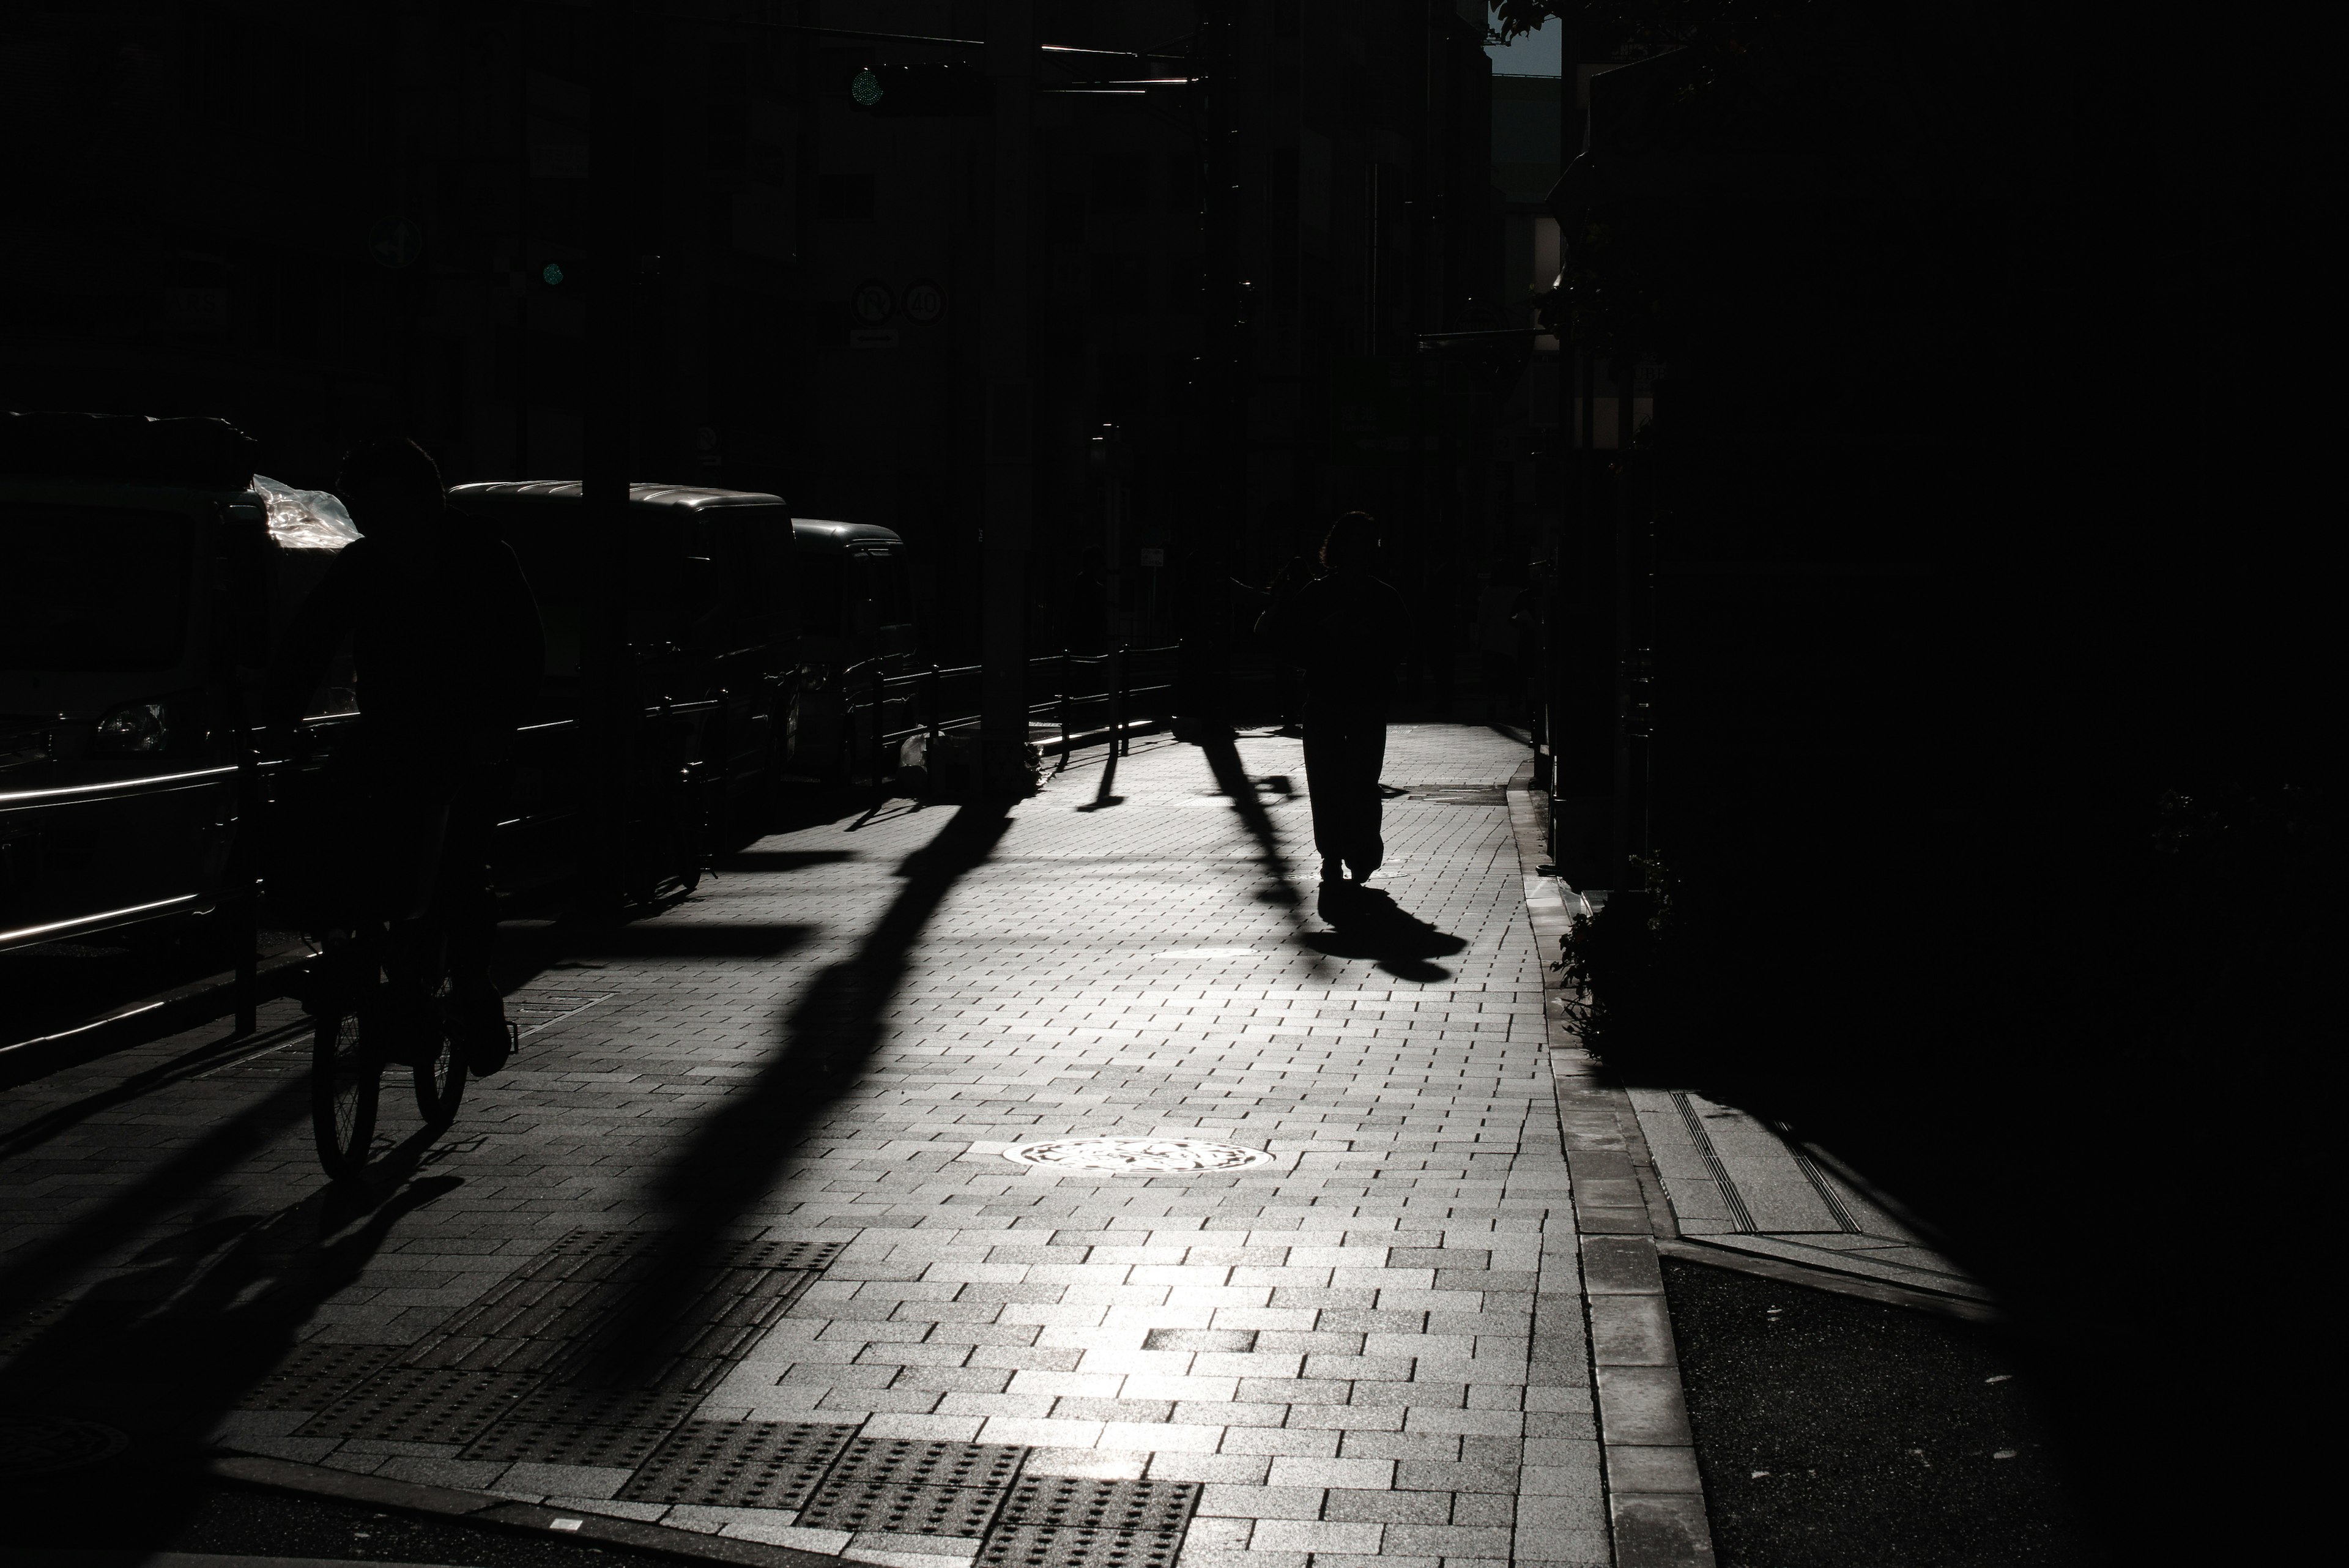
[587, 799, 1016, 1383]
[1074, 745, 1123, 811]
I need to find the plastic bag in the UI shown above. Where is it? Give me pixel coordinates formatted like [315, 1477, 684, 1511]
[251, 473, 360, 551]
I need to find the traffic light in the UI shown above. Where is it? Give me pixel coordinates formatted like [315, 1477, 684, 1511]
[532, 256, 587, 292]
[847, 63, 992, 118]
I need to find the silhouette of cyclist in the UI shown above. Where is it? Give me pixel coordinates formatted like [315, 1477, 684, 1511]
[264, 439, 543, 1072]
[1263, 512, 1408, 889]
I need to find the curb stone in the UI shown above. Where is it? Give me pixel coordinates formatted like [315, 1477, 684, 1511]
[1503, 769, 1717, 1568]
[207, 1452, 849, 1568]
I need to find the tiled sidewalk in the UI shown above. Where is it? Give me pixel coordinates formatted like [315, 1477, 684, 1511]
[0, 725, 1612, 1568]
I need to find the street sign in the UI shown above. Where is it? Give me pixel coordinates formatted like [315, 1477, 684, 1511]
[905, 280, 946, 323]
[1139, 548, 1165, 568]
[368, 218, 423, 269]
[852, 281, 895, 324]
[850, 329, 900, 351]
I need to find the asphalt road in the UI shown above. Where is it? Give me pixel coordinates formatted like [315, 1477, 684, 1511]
[1664, 1258, 2095, 1567]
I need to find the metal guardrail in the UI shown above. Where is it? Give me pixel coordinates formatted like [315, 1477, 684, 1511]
[834, 643, 1181, 787]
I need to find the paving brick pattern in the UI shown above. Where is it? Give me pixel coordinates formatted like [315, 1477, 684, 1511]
[0, 725, 1610, 1567]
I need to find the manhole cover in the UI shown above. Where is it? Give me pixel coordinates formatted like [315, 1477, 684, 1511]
[0, 1414, 128, 1477]
[1003, 1138, 1272, 1172]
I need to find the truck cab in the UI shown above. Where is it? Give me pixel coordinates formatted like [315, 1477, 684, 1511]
[787, 519, 918, 778]
[0, 413, 354, 951]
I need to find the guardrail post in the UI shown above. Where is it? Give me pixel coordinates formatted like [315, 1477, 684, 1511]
[871, 664, 888, 800]
[1057, 650, 1073, 770]
[1112, 645, 1129, 757]
[234, 729, 259, 1037]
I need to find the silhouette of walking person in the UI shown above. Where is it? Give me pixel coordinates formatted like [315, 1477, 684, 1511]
[1264, 513, 1407, 891]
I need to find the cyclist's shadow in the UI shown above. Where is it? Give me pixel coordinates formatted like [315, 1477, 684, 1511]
[0, 1167, 458, 1543]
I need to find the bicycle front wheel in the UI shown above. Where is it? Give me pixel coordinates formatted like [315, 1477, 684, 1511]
[312, 1010, 380, 1182]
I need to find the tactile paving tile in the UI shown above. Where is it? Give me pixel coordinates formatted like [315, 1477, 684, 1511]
[998, 1478, 1200, 1536]
[292, 1367, 536, 1443]
[238, 1342, 400, 1410]
[617, 1420, 861, 1509]
[978, 1525, 1186, 1568]
[824, 1437, 1028, 1492]
[798, 1481, 1011, 1539]
[502, 1380, 708, 1428]
[457, 1419, 674, 1466]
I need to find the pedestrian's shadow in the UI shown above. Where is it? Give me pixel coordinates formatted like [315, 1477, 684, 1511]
[593, 799, 1014, 1382]
[1302, 885, 1468, 981]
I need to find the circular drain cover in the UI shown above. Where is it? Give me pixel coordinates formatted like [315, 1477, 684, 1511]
[0, 1414, 128, 1477]
[1004, 1137, 1273, 1172]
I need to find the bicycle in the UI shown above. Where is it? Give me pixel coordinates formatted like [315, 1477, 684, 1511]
[309, 913, 481, 1181]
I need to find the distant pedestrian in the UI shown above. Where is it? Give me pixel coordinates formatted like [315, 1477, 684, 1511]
[1253, 548, 1320, 736]
[1475, 557, 1527, 723]
[1264, 512, 1408, 888]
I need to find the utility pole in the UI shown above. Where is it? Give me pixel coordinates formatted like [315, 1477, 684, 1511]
[980, 0, 1035, 793]
[1186, 0, 1243, 725]
[583, 0, 633, 906]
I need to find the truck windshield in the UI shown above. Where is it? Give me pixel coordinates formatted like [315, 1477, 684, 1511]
[0, 504, 192, 671]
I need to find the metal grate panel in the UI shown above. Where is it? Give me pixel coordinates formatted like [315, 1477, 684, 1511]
[457, 1419, 674, 1466]
[238, 1343, 399, 1411]
[293, 1367, 535, 1443]
[999, 1478, 1200, 1536]
[978, 1525, 1186, 1568]
[617, 1420, 861, 1509]
[798, 1481, 1011, 1539]
[825, 1437, 1028, 1492]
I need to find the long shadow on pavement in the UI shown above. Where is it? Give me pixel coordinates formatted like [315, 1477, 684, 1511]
[588, 799, 1015, 1382]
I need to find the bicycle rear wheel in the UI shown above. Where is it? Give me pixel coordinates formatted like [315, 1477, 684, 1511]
[412, 983, 467, 1129]
[312, 1009, 380, 1182]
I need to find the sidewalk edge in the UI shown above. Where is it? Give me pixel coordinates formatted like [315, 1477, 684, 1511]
[1504, 769, 1717, 1568]
[206, 1452, 850, 1568]
[1652, 1237, 2004, 1323]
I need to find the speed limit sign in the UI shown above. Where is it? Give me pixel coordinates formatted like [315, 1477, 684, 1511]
[905, 280, 946, 323]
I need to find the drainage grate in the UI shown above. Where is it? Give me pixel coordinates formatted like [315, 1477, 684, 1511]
[239, 1343, 400, 1410]
[825, 1438, 1028, 1493]
[1000, 1478, 1200, 1536]
[0, 1298, 74, 1358]
[979, 1525, 1187, 1568]
[294, 1367, 535, 1443]
[617, 1420, 861, 1509]
[800, 1481, 1012, 1539]
[458, 1419, 674, 1466]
